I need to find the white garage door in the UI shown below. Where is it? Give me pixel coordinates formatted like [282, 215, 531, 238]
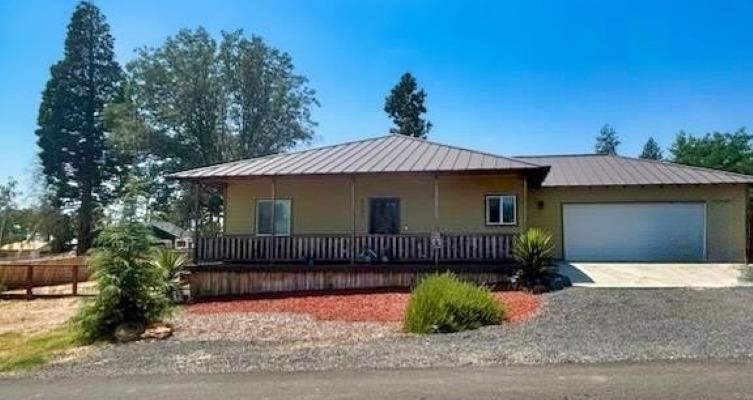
[563, 203, 706, 262]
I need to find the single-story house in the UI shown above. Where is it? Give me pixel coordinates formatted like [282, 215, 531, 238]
[172, 134, 753, 265]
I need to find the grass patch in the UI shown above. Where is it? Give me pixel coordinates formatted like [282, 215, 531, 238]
[0, 325, 78, 373]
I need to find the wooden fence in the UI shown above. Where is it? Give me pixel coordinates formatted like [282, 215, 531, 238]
[188, 264, 516, 299]
[0, 256, 89, 299]
[196, 233, 515, 264]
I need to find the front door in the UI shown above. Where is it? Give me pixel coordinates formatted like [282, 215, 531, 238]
[369, 198, 400, 234]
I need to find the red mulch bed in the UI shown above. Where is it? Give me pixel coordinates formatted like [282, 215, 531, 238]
[186, 291, 542, 324]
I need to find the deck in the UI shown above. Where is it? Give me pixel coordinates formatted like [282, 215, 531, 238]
[195, 233, 516, 264]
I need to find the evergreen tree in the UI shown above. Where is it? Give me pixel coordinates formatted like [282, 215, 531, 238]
[595, 124, 620, 155]
[384, 72, 432, 138]
[670, 128, 753, 174]
[639, 137, 663, 160]
[35, 2, 122, 254]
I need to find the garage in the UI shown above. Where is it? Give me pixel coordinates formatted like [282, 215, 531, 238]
[562, 202, 706, 262]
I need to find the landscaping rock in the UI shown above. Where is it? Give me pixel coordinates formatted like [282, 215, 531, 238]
[114, 323, 144, 343]
[142, 324, 173, 340]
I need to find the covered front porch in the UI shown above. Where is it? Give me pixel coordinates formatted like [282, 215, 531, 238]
[195, 232, 517, 264]
[193, 170, 536, 264]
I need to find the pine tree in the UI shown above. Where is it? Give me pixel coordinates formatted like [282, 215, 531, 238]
[35, 2, 122, 254]
[639, 137, 663, 160]
[595, 124, 620, 155]
[384, 72, 432, 138]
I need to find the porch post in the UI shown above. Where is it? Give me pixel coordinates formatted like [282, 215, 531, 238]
[350, 175, 356, 265]
[192, 183, 200, 262]
[269, 177, 277, 264]
[522, 175, 528, 229]
[434, 172, 439, 265]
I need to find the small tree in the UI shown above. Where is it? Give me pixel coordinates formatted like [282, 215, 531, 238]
[595, 124, 620, 155]
[639, 137, 663, 160]
[384, 72, 432, 138]
[74, 222, 174, 343]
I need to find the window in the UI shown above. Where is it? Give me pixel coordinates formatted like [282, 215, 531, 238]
[256, 199, 291, 236]
[486, 195, 516, 225]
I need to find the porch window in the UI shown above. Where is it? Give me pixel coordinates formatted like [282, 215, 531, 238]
[256, 199, 291, 236]
[485, 195, 516, 226]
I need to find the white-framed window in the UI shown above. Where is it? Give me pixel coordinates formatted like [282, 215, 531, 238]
[256, 199, 291, 236]
[485, 195, 517, 226]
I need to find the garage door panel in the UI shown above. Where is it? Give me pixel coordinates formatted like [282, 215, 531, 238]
[563, 203, 705, 262]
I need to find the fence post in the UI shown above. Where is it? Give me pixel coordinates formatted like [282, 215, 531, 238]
[25, 264, 33, 300]
[72, 264, 79, 296]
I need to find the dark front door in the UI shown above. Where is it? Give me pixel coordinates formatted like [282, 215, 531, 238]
[369, 198, 400, 234]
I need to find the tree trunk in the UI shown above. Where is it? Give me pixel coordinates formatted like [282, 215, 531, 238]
[76, 184, 93, 255]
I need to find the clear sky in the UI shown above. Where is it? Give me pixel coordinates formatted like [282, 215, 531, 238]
[2, 0, 753, 198]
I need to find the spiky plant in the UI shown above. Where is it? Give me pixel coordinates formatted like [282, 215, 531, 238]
[512, 228, 554, 287]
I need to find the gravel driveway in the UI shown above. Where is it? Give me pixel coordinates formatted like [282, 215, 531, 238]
[25, 288, 753, 378]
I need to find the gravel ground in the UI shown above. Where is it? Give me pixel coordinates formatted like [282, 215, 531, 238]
[172, 312, 402, 344]
[22, 287, 753, 379]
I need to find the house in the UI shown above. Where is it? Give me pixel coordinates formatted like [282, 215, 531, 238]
[148, 220, 192, 250]
[0, 240, 52, 259]
[171, 134, 753, 268]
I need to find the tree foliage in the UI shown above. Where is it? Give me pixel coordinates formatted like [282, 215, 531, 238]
[117, 27, 317, 227]
[74, 222, 174, 343]
[384, 72, 432, 138]
[35, 2, 122, 254]
[0, 179, 19, 246]
[594, 124, 620, 155]
[639, 137, 663, 160]
[669, 128, 753, 174]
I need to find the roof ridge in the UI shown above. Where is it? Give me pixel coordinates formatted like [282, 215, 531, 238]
[394, 134, 547, 168]
[515, 153, 613, 158]
[615, 154, 753, 179]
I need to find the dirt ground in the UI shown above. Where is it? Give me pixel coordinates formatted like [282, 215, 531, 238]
[0, 298, 82, 335]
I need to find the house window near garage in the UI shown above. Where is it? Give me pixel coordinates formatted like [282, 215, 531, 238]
[486, 195, 516, 226]
[256, 199, 291, 236]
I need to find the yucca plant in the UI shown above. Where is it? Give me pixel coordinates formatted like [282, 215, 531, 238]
[149, 247, 189, 302]
[512, 228, 554, 288]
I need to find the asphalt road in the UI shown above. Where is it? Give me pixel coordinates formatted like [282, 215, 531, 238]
[4, 360, 753, 400]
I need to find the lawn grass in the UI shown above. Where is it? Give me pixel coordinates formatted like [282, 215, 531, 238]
[0, 325, 78, 373]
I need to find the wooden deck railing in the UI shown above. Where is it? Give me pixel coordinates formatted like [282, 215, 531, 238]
[196, 233, 515, 263]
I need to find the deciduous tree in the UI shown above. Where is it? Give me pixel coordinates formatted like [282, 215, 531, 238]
[669, 128, 753, 174]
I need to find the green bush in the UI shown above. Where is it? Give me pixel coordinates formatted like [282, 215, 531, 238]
[74, 222, 175, 343]
[403, 273, 506, 334]
[149, 248, 189, 302]
[512, 228, 554, 287]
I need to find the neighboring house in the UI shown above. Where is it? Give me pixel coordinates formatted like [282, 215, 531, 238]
[0, 240, 52, 259]
[172, 134, 753, 264]
[149, 220, 192, 249]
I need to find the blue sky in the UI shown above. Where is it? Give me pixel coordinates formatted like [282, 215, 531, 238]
[2, 0, 753, 198]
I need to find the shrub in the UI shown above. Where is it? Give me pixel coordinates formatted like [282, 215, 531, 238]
[404, 273, 506, 334]
[513, 228, 554, 287]
[149, 248, 189, 302]
[74, 222, 175, 343]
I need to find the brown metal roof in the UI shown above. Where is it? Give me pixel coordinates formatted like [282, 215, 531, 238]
[516, 154, 753, 187]
[170, 134, 547, 179]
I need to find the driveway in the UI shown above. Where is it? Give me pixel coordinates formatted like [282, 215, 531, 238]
[558, 262, 750, 288]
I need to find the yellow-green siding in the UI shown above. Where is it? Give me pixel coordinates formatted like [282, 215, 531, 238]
[224, 173, 525, 236]
[223, 174, 748, 262]
[527, 184, 748, 262]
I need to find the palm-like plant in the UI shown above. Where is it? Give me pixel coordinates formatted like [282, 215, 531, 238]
[512, 228, 554, 287]
[149, 248, 189, 302]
